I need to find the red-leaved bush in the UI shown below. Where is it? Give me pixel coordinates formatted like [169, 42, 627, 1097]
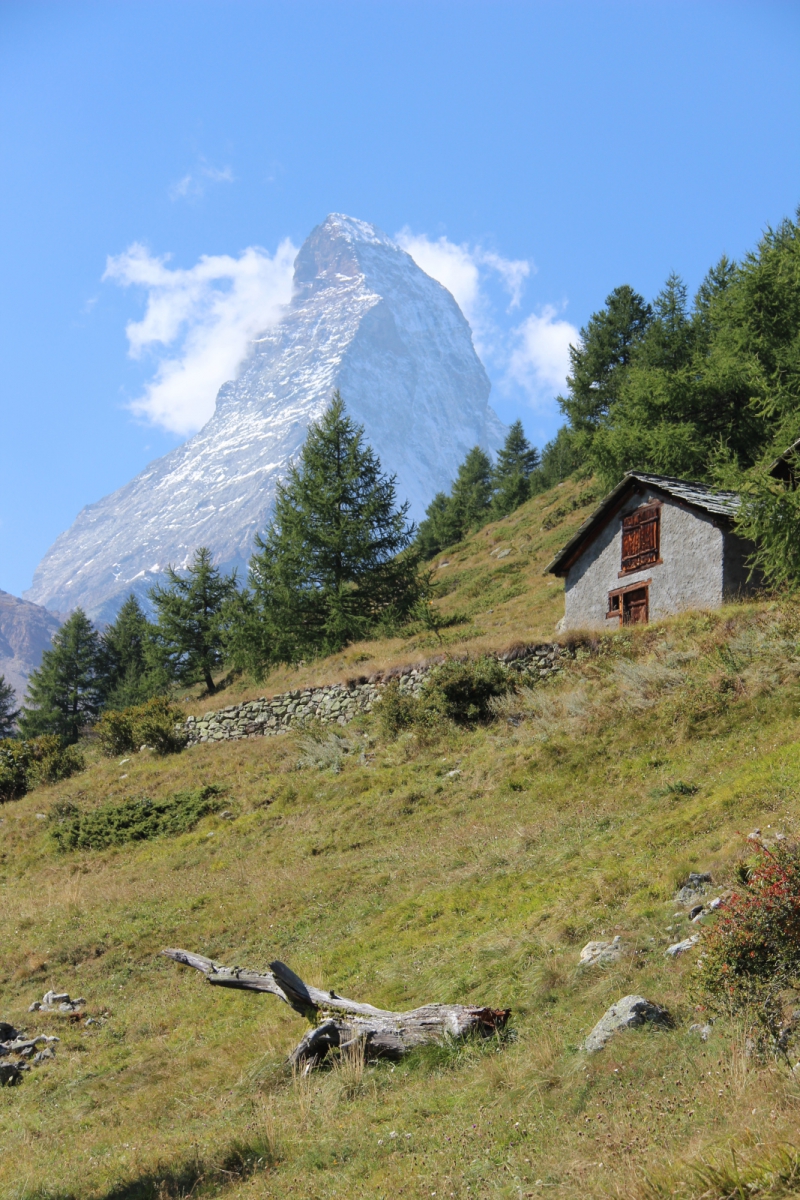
[697, 840, 800, 1050]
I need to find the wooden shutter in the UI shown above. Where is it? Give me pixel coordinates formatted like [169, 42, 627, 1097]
[621, 504, 660, 573]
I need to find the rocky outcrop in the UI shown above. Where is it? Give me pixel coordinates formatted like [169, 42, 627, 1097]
[186, 644, 565, 745]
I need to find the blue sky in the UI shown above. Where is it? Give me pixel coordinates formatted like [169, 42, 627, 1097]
[1, 0, 798, 598]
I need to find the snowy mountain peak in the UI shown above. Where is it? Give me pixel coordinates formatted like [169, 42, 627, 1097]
[27, 215, 504, 623]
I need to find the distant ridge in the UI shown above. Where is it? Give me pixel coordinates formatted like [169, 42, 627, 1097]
[27, 214, 504, 623]
[0, 589, 61, 707]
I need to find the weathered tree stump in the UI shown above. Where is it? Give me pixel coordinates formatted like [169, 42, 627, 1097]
[163, 948, 510, 1071]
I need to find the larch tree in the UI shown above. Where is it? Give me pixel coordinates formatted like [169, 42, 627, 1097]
[491, 421, 539, 517]
[150, 549, 238, 695]
[231, 393, 420, 672]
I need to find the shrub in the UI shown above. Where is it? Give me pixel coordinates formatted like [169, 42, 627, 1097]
[49, 785, 224, 852]
[696, 840, 800, 1052]
[30, 736, 85, 786]
[422, 657, 513, 725]
[95, 696, 188, 757]
[0, 736, 85, 802]
[0, 740, 30, 801]
[373, 680, 423, 738]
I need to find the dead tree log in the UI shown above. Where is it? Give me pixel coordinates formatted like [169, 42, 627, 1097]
[163, 948, 510, 1071]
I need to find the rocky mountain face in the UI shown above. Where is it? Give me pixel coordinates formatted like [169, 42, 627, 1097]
[0, 590, 61, 707]
[26, 214, 504, 624]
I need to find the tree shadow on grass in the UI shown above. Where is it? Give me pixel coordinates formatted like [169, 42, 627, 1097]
[23, 1135, 277, 1200]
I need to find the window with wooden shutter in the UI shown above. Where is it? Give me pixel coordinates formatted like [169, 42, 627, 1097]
[620, 503, 660, 574]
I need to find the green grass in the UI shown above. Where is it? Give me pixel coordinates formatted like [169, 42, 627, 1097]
[4, 489, 800, 1198]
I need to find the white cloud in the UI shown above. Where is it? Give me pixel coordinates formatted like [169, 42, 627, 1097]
[104, 239, 297, 434]
[396, 227, 574, 418]
[395, 230, 532, 356]
[506, 305, 579, 412]
[168, 160, 235, 201]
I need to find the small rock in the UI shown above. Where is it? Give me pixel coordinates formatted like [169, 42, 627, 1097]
[0, 1062, 22, 1087]
[437, 561, 450, 570]
[689, 1022, 713, 1041]
[676, 872, 713, 904]
[579, 936, 623, 966]
[35, 813, 46, 820]
[665, 934, 700, 957]
[689, 905, 704, 920]
[583, 995, 669, 1053]
[708, 897, 722, 911]
[43, 992, 70, 1006]
[32, 1047, 56, 1064]
[0, 1022, 19, 1041]
[219, 810, 234, 820]
[446, 769, 461, 778]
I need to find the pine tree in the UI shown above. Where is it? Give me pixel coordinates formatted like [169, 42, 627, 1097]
[491, 421, 539, 517]
[19, 610, 101, 743]
[0, 675, 20, 738]
[232, 393, 420, 671]
[149, 549, 237, 695]
[97, 594, 164, 709]
[448, 446, 493, 533]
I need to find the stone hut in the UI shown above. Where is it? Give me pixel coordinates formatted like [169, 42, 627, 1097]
[545, 472, 758, 631]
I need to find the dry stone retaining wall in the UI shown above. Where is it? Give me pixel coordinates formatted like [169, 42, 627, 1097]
[185, 643, 564, 746]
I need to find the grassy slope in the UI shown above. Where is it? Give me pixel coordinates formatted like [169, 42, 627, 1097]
[3, 482, 800, 1200]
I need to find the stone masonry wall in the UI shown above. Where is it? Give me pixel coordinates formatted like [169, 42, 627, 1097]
[185, 644, 565, 746]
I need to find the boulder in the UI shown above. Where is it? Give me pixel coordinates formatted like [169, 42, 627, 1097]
[583, 995, 669, 1052]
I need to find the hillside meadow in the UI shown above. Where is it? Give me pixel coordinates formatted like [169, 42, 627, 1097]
[4, 484, 800, 1199]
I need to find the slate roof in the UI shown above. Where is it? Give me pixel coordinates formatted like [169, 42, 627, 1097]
[545, 472, 741, 577]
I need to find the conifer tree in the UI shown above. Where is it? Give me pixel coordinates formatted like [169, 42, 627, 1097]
[449, 446, 493, 532]
[0, 675, 20, 739]
[150, 549, 238, 695]
[416, 492, 461, 561]
[97, 594, 164, 709]
[491, 421, 539, 517]
[19, 609, 101, 743]
[232, 393, 419, 671]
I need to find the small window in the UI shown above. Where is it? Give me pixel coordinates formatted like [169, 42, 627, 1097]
[621, 504, 660, 573]
[608, 582, 650, 625]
